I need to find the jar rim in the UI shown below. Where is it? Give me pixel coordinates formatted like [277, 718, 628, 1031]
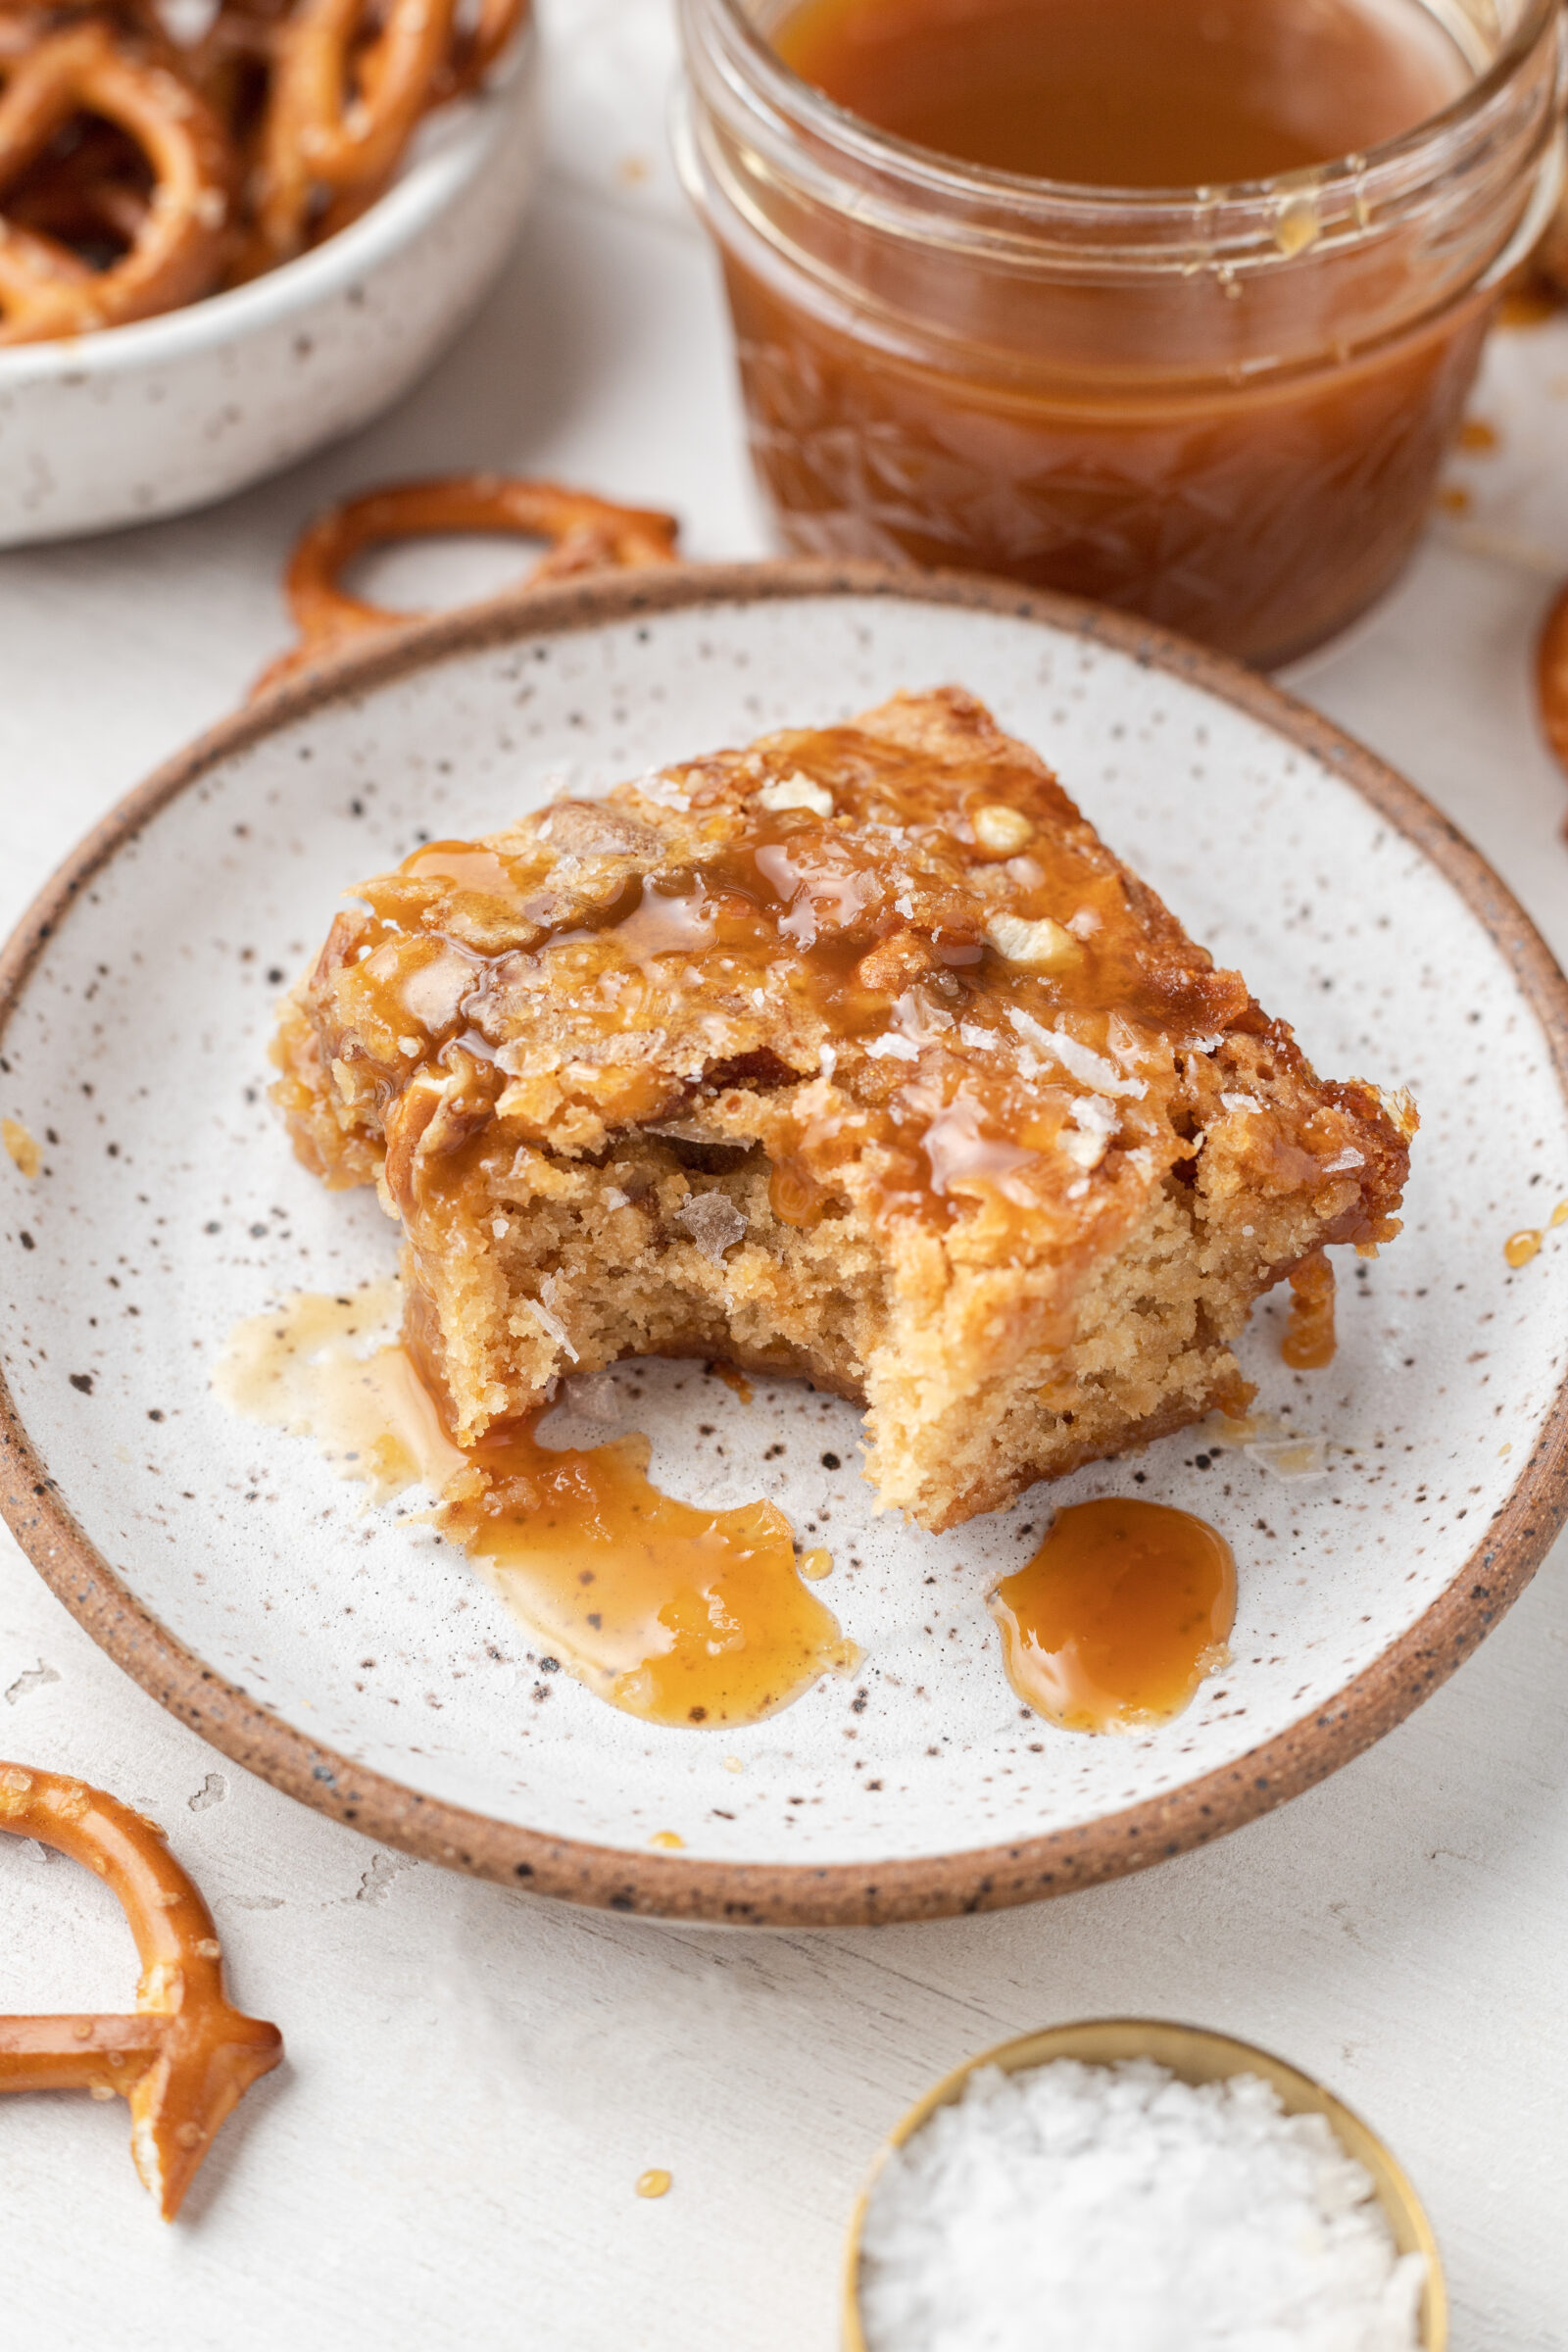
[689, 0, 1564, 218]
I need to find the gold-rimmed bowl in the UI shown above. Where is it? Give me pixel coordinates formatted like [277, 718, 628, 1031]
[842, 2018, 1446, 2351]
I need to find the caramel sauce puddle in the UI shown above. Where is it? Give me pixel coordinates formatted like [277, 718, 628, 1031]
[214, 1286, 858, 1729]
[219, 1292, 1246, 1741]
[989, 1498, 1235, 1734]
[1280, 1248, 1337, 1370]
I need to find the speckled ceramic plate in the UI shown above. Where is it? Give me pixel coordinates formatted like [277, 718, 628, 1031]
[4, 564, 1567, 1926]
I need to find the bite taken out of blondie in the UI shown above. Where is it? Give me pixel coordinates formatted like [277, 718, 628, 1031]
[271, 688, 1414, 1532]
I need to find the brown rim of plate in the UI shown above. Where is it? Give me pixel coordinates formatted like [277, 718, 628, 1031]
[3, 557, 1567, 1928]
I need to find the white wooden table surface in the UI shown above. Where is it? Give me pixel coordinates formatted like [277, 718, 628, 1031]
[4, 6, 1568, 2344]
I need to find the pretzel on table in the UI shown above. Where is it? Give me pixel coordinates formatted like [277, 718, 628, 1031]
[252, 472, 682, 693]
[0, 20, 232, 343]
[0, 1761, 282, 2220]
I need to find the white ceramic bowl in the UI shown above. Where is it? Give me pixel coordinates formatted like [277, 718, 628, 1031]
[0, 22, 541, 546]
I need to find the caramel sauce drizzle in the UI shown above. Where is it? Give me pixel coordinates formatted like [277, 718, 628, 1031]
[309, 716, 1268, 1243]
[215, 1289, 859, 1730]
[989, 1498, 1236, 1735]
[1280, 1248, 1337, 1370]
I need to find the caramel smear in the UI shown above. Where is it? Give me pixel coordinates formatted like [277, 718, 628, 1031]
[212, 1280, 461, 1501]
[1, 1118, 40, 1179]
[447, 1416, 859, 1726]
[989, 1498, 1236, 1735]
[1280, 1248, 1336, 1369]
[1505, 1228, 1543, 1269]
[214, 1288, 858, 1729]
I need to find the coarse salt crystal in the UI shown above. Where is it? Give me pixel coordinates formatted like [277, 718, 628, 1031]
[633, 769, 691, 810]
[526, 1283, 577, 1361]
[858, 2057, 1424, 2352]
[1058, 1129, 1105, 1171]
[674, 1191, 747, 1261]
[1007, 1008, 1149, 1101]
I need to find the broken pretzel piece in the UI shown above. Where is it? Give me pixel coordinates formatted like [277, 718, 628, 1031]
[0, 1761, 282, 2220]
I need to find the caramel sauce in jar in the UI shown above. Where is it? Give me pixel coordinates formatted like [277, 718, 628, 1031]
[678, 0, 1562, 664]
[989, 1497, 1236, 1732]
[778, 0, 1468, 187]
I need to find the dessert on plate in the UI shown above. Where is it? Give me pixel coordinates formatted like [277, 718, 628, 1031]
[271, 688, 1413, 1531]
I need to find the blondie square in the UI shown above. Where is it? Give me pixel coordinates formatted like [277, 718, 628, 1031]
[272, 688, 1412, 1530]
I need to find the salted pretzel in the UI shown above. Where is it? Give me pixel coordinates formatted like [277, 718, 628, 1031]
[0, 19, 231, 343]
[252, 0, 459, 263]
[253, 473, 682, 693]
[431, 0, 523, 104]
[0, 1762, 282, 2219]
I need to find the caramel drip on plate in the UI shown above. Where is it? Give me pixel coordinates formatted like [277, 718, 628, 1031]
[1, 1118, 40, 1179]
[989, 1498, 1235, 1734]
[444, 1415, 858, 1726]
[214, 1288, 858, 1729]
[323, 728, 1257, 1241]
[1280, 1248, 1337, 1370]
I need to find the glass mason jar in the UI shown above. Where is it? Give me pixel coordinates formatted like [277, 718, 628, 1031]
[675, 0, 1565, 667]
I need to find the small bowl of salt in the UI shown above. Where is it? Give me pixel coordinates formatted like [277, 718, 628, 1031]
[844, 2018, 1445, 2351]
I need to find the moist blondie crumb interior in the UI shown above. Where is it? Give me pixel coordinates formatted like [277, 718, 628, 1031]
[271, 688, 1414, 1532]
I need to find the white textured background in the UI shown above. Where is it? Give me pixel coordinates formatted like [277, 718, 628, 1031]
[3, 3, 1568, 2343]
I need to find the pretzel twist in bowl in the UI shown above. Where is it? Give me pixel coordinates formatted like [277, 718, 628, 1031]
[253, 0, 460, 264]
[0, 0, 530, 337]
[0, 1761, 282, 2219]
[252, 472, 682, 693]
[0, 20, 232, 343]
[429, 0, 524, 104]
